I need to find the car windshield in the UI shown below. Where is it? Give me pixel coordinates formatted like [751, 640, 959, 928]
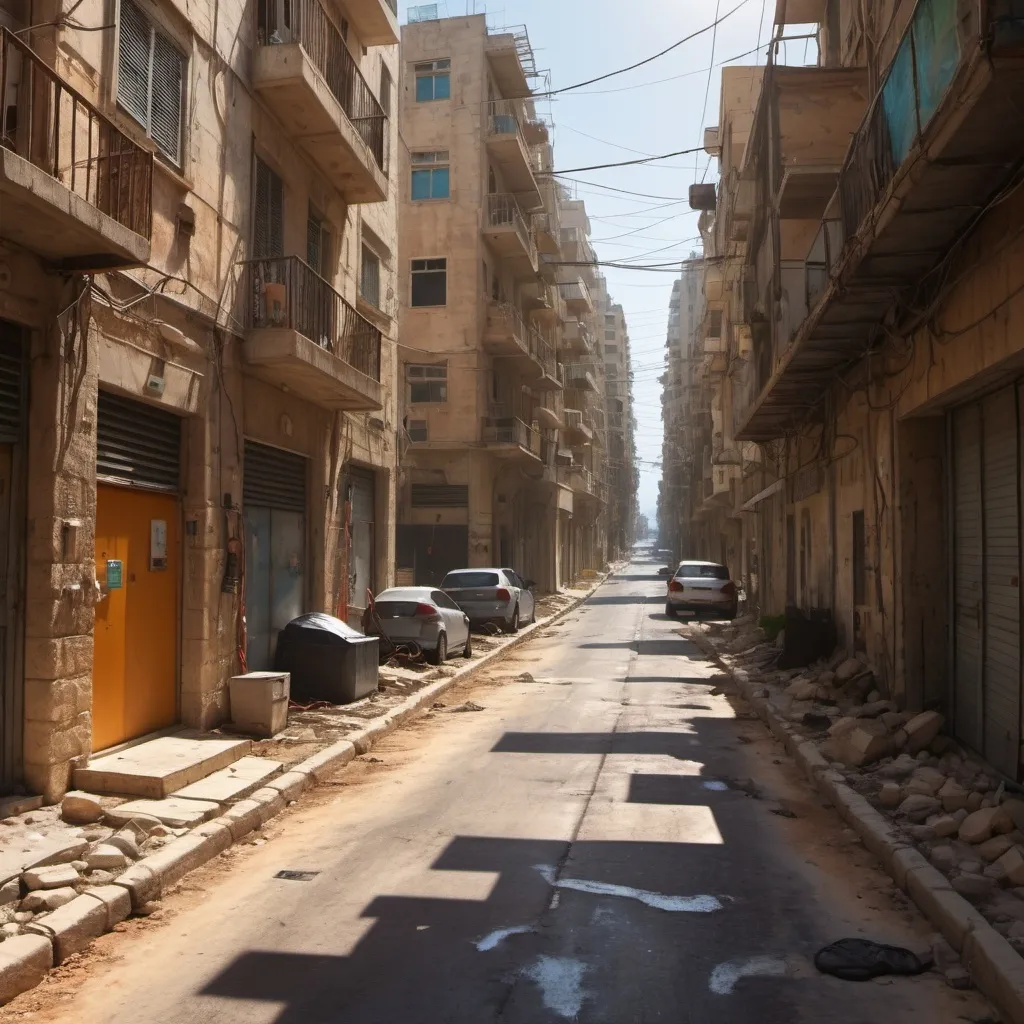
[676, 564, 729, 580]
[442, 571, 501, 588]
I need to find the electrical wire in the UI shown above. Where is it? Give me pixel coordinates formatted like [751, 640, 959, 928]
[697, 0, 723, 184]
[534, 0, 756, 98]
[546, 147, 707, 176]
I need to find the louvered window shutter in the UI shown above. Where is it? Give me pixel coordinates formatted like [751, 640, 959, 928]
[253, 157, 284, 258]
[268, 169, 283, 257]
[117, 0, 184, 163]
[151, 32, 183, 162]
[117, 0, 150, 127]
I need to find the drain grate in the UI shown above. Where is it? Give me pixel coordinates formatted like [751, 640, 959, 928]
[275, 870, 320, 881]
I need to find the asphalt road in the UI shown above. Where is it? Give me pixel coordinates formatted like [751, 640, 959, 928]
[19, 554, 993, 1023]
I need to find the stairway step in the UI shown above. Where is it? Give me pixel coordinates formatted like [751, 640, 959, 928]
[175, 757, 283, 804]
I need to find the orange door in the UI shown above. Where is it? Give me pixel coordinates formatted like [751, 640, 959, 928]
[93, 485, 180, 751]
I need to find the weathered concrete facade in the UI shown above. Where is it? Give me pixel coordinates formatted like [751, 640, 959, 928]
[396, 13, 633, 589]
[1, 0, 399, 798]
[670, 0, 1024, 782]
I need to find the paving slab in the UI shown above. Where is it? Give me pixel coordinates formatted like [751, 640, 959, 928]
[174, 756, 282, 804]
[104, 797, 221, 829]
[0, 836, 89, 887]
[73, 732, 251, 798]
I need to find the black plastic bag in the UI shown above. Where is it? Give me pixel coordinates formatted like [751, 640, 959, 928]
[814, 938, 931, 981]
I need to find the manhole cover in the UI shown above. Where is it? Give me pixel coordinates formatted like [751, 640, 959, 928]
[275, 870, 320, 881]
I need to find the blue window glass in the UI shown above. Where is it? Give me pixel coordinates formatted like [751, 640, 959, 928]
[414, 60, 451, 102]
[433, 73, 450, 100]
[431, 167, 450, 199]
[411, 169, 432, 201]
[415, 76, 435, 102]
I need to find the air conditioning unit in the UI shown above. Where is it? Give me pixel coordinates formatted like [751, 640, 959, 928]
[736, 323, 754, 358]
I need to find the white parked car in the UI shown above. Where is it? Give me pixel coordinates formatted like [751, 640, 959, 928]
[441, 568, 536, 633]
[371, 587, 472, 664]
[665, 561, 738, 620]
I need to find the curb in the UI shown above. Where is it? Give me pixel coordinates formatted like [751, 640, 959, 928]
[0, 573, 612, 1005]
[687, 628, 1024, 1024]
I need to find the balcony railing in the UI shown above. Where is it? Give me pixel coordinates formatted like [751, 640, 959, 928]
[0, 28, 153, 241]
[485, 98, 529, 150]
[256, 0, 388, 174]
[485, 193, 537, 269]
[245, 255, 381, 380]
[482, 414, 539, 450]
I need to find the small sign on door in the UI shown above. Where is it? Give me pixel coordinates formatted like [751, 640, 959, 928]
[106, 560, 123, 589]
[150, 520, 168, 571]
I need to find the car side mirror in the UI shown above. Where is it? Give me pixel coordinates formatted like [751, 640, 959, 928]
[524, 579, 535, 589]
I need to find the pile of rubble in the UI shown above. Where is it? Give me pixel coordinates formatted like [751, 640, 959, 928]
[698, 618, 1024, 958]
[0, 794, 183, 942]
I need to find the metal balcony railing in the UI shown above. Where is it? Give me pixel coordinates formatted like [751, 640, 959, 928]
[0, 29, 153, 240]
[485, 99, 528, 150]
[245, 255, 382, 380]
[482, 414, 539, 450]
[256, 0, 388, 174]
[486, 193, 537, 263]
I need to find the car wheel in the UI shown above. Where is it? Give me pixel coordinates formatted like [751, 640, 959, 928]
[506, 606, 520, 634]
[463, 631, 473, 658]
[665, 603, 676, 618]
[429, 632, 447, 665]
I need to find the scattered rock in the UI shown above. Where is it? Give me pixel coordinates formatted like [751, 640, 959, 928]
[876, 754, 919, 780]
[515, 672, 535, 683]
[827, 716, 859, 738]
[60, 791, 104, 825]
[82, 828, 113, 844]
[879, 712, 903, 731]
[931, 736, 955, 755]
[105, 832, 141, 860]
[959, 806, 1014, 844]
[20, 887, 77, 913]
[447, 701, 485, 713]
[85, 845, 129, 871]
[938, 779, 970, 813]
[897, 795, 942, 823]
[785, 679, 818, 701]
[878, 782, 902, 808]
[959, 858, 984, 876]
[977, 835, 1016, 863]
[830, 720, 892, 767]
[905, 778, 939, 797]
[148, 825, 173, 838]
[891, 729, 909, 751]
[856, 700, 896, 720]
[1003, 798, 1024, 833]
[951, 873, 995, 900]
[85, 870, 115, 886]
[931, 815, 961, 839]
[903, 711, 944, 754]
[930, 845, 957, 873]
[0, 880, 19, 907]
[22, 864, 79, 891]
[865, 689, 881, 704]
[989, 846, 1024, 887]
[910, 767, 946, 793]
[904, 824, 937, 842]
[1, 923, 19, 937]
[834, 658, 864, 683]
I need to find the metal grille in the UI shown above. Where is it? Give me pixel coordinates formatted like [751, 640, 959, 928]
[411, 485, 468, 508]
[244, 440, 306, 512]
[0, 326, 25, 444]
[96, 391, 181, 491]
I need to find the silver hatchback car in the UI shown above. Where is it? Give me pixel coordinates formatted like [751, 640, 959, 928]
[665, 561, 738, 620]
[441, 568, 536, 633]
[371, 586, 472, 664]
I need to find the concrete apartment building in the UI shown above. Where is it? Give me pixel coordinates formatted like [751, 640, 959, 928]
[0, 0, 400, 798]
[671, 0, 1024, 782]
[600, 297, 637, 558]
[396, 12, 622, 590]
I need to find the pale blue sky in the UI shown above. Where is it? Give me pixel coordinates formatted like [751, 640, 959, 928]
[398, 0, 778, 517]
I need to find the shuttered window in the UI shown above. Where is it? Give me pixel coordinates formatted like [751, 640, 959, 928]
[411, 485, 468, 508]
[117, 0, 185, 164]
[0, 327, 25, 445]
[253, 157, 284, 259]
[97, 391, 181, 491]
[243, 441, 306, 513]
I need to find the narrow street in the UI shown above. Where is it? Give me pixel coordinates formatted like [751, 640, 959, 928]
[16, 558, 990, 1024]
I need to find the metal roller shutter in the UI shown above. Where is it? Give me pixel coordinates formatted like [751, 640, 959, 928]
[243, 441, 306, 512]
[983, 388, 1021, 777]
[97, 391, 181, 491]
[0, 326, 25, 444]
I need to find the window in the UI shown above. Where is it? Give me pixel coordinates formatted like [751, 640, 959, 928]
[411, 151, 450, 200]
[708, 309, 723, 337]
[675, 564, 730, 580]
[605, 330, 616, 341]
[442, 571, 500, 588]
[117, 0, 185, 163]
[407, 419, 428, 442]
[307, 210, 331, 277]
[605, 314, 615, 326]
[407, 363, 447, 403]
[604, 344, 617, 355]
[252, 157, 283, 258]
[852, 510, 866, 605]
[379, 63, 392, 117]
[415, 59, 450, 102]
[361, 246, 381, 308]
[411, 258, 447, 307]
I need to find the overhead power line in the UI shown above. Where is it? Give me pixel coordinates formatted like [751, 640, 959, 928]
[533, 0, 755, 98]
[546, 147, 706, 175]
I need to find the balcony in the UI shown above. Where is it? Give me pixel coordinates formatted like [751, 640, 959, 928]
[521, 282, 559, 323]
[559, 277, 593, 316]
[533, 210, 561, 256]
[485, 30, 533, 100]
[562, 409, 594, 447]
[343, 0, 399, 46]
[483, 302, 561, 389]
[559, 318, 593, 356]
[0, 30, 152, 270]
[738, 0, 1024, 440]
[483, 194, 538, 278]
[253, 0, 388, 204]
[484, 100, 541, 208]
[560, 464, 599, 500]
[481, 413, 542, 462]
[243, 255, 382, 411]
[563, 363, 598, 393]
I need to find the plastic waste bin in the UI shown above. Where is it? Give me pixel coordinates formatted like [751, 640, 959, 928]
[274, 613, 379, 704]
[229, 671, 290, 737]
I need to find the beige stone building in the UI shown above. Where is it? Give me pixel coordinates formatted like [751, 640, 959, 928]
[396, 12, 618, 590]
[0, 0, 399, 798]
[671, 0, 1024, 782]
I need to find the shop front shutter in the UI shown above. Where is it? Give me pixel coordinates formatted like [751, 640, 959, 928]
[243, 440, 306, 512]
[952, 403, 983, 753]
[981, 388, 1021, 778]
[0, 328, 25, 444]
[96, 391, 181, 491]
